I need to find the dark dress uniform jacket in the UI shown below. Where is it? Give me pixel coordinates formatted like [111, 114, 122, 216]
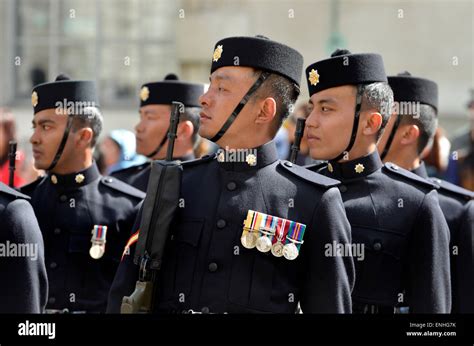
[20, 163, 145, 312]
[307, 151, 451, 313]
[107, 141, 355, 313]
[111, 154, 195, 192]
[0, 183, 48, 313]
[412, 162, 474, 312]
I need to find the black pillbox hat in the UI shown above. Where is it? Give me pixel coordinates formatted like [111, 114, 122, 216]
[139, 73, 204, 108]
[388, 71, 438, 111]
[31, 74, 99, 114]
[210, 35, 304, 86]
[305, 49, 388, 96]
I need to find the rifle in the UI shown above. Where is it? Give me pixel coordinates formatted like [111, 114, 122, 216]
[8, 141, 17, 187]
[289, 118, 306, 164]
[121, 102, 184, 313]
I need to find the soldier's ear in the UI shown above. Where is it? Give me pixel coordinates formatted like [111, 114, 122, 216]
[75, 127, 93, 148]
[400, 124, 420, 145]
[362, 111, 382, 137]
[176, 120, 194, 141]
[255, 97, 276, 125]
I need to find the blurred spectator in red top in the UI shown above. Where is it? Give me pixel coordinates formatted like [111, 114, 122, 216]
[0, 108, 26, 187]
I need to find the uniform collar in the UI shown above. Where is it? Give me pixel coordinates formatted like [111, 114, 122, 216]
[216, 140, 279, 172]
[177, 153, 195, 162]
[326, 150, 383, 180]
[411, 161, 429, 179]
[48, 162, 101, 188]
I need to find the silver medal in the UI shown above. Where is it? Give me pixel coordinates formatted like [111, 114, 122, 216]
[283, 242, 299, 260]
[256, 236, 272, 253]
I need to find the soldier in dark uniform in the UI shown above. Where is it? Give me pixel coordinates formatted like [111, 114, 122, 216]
[20, 75, 145, 313]
[304, 49, 451, 313]
[377, 72, 474, 312]
[0, 182, 48, 313]
[107, 35, 355, 313]
[111, 74, 204, 192]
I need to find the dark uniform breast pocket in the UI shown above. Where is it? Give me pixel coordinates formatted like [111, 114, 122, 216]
[68, 231, 121, 263]
[68, 230, 122, 305]
[351, 226, 406, 305]
[227, 230, 276, 312]
[166, 219, 204, 296]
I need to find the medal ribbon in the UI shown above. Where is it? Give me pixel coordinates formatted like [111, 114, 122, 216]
[282, 220, 295, 245]
[92, 225, 107, 243]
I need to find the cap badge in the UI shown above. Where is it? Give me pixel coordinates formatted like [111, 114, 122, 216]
[308, 69, 320, 86]
[140, 86, 150, 102]
[31, 91, 39, 107]
[213, 45, 223, 62]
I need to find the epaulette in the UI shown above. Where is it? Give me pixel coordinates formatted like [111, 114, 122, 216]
[18, 176, 45, 196]
[430, 178, 473, 201]
[111, 163, 149, 178]
[279, 160, 340, 188]
[383, 162, 437, 189]
[100, 176, 146, 199]
[181, 154, 215, 167]
[0, 183, 31, 200]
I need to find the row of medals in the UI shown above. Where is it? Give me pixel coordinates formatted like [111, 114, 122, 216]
[240, 227, 301, 260]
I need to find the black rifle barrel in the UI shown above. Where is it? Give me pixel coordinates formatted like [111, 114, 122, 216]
[290, 118, 306, 164]
[166, 102, 183, 161]
[8, 141, 17, 187]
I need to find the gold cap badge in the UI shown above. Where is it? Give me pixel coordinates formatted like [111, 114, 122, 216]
[31, 91, 39, 107]
[213, 45, 224, 62]
[140, 86, 150, 102]
[308, 69, 320, 86]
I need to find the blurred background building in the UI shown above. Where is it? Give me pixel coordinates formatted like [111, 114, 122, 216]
[0, 0, 473, 184]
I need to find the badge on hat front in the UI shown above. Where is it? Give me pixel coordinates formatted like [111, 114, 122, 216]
[90, 225, 107, 259]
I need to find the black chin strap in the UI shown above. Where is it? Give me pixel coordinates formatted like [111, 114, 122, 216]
[331, 85, 363, 162]
[46, 115, 74, 171]
[146, 130, 169, 159]
[380, 113, 402, 160]
[210, 71, 270, 143]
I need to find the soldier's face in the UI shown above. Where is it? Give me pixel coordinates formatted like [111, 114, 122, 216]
[30, 109, 69, 170]
[135, 104, 172, 157]
[199, 66, 258, 145]
[305, 85, 357, 160]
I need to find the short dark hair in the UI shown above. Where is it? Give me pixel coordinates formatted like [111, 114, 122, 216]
[399, 104, 437, 154]
[180, 106, 201, 147]
[358, 82, 394, 141]
[71, 106, 103, 148]
[251, 70, 300, 135]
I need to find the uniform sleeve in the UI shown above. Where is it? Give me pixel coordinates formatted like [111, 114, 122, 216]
[0, 199, 48, 313]
[455, 200, 474, 312]
[300, 187, 355, 313]
[409, 189, 451, 313]
[106, 201, 142, 313]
